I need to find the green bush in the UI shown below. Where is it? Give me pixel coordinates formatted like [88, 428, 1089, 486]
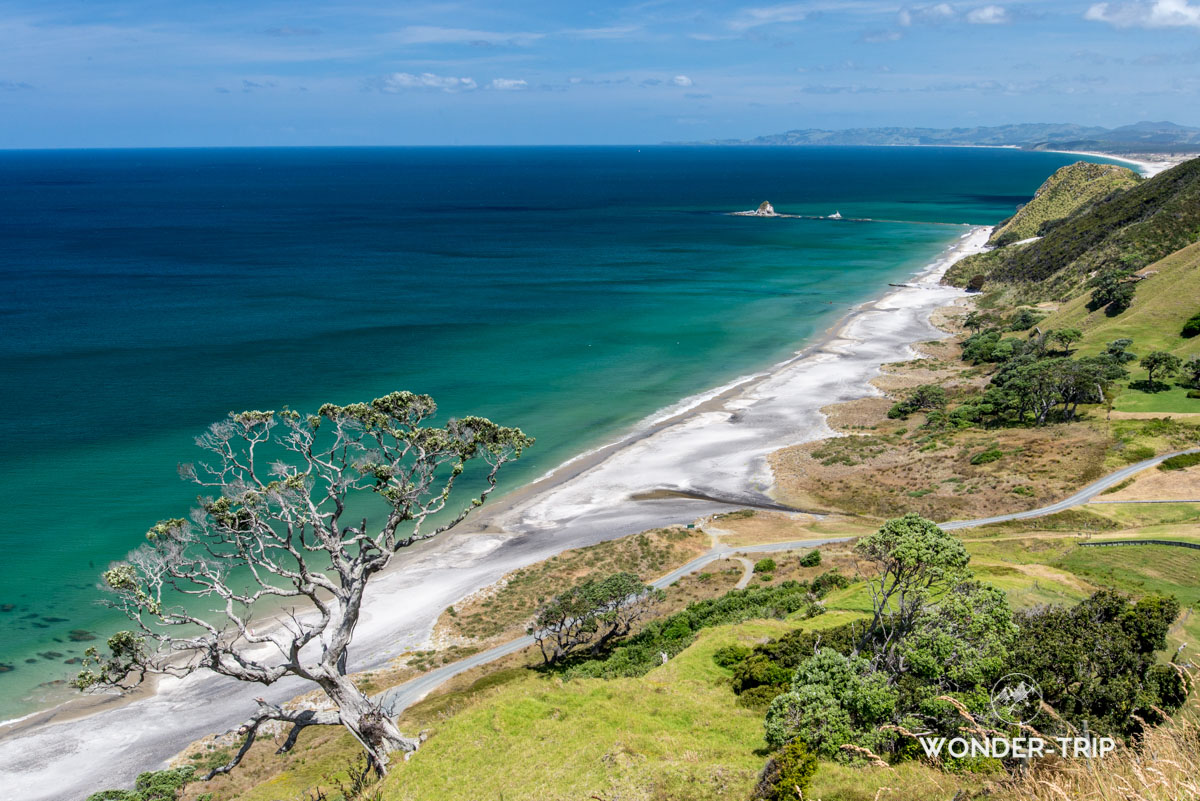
[810, 569, 850, 597]
[799, 550, 821, 568]
[751, 739, 819, 801]
[86, 767, 196, 801]
[1122, 445, 1157, 463]
[1159, 452, 1200, 471]
[970, 448, 1004, 465]
[1182, 311, 1200, 338]
[712, 643, 752, 669]
[754, 558, 777, 574]
[1189, 389, 1200, 399]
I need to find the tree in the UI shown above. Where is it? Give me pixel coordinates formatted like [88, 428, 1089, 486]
[1051, 327, 1083, 355]
[1008, 307, 1043, 331]
[887, 384, 947, 419]
[853, 515, 969, 670]
[1104, 338, 1137, 364]
[1007, 590, 1185, 738]
[1183, 354, 1200, 388]
[1088, 268, 1136, 314]
[1140, 350, 1182, 387]
[74, 392, 533, 777]
[751, 740, 819, 801]
[530, 572, 663, 665]
[897, 581, 1015, 688]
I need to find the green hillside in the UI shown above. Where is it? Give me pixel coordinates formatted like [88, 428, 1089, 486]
[1038, 240, 1200, 412]
[948, 156, 1200, 298]
[988, 161, 1140, 247]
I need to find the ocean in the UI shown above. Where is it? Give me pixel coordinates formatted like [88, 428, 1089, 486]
[0, 145, 1111, 720]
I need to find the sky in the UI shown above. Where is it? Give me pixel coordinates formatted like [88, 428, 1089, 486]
[1, 0, 1200, 147]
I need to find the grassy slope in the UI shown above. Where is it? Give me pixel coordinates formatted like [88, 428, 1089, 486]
[988, 162, 1140, 247]
[1037, 240, 1200, 412]
[947, 156, 1200, 297]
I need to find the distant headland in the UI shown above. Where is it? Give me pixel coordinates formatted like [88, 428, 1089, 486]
[670, 120, 1200, 155]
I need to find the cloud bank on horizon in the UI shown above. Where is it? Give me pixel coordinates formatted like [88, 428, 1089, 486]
[0, 0, 1198, 147]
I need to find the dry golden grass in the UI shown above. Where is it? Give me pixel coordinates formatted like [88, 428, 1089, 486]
[1099, 464, 1200, 502]
[994, 668, 1200, 801]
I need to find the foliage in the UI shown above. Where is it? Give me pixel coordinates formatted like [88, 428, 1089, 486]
[1182, 310, 1200, 338]
[86, 768, 196, 801]
[887, 385, 947, 419]
[854, 515, 970, 672]
[969, 448, 1004, 465]
[562, 581, 820, 680]
[1088, 268, 1137, 314]
[1007, 307, 1044, 331]
[1185, 355, 1200, 387]
[530, 572, 663, 665]
[712, 643, 752, 669]
[751, 740, 819, 801]
[1140, 350, 1183, 387]
[1159, 451, 1200, 471]
[1105, 338, 1138, 364]
[897, 581, 1015, 688]
[799, 550, 821, 568]
[987, 162, 1141, 248]
[754, 558, 777, 574]
[1006, 589, 1186, 738]
[764, 648, 897, 758]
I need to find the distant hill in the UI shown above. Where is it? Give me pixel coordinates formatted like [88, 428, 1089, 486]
[988, 162, 1141, 247]
[946, 156, 1200, 298]
[678, 121, 1200, 153]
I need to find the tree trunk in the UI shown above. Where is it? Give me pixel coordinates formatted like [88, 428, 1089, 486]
[321, 674, 421, 775]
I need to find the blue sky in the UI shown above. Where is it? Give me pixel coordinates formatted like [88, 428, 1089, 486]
[1, 0, 1199, 147]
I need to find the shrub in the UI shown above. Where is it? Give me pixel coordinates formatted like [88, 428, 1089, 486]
[1122, 445, 1156, 463]
[970, 448, 1004, 465]
[751, 739, 819, 801]
[810, 569, 850, 597]
[1182, 311, 1200, 338]
[86, 768, 196, 801]
[966, 273, 986, 292]
[1189, 390, 1200, 399]
[754, 558, 777, 574]
[712, 643, 752, 669]
[1008, 307, 1044, 331]
[1159, 452, 1200, 471]
[799, 550, 821, 568]
[738, 684, 785, 710]
[888, 384, 948, 419]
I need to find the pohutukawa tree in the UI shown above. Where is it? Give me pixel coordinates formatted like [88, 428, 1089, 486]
[74, 392, 533, 777]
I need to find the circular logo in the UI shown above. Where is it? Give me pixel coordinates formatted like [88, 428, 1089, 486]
[990, 673, 1042, 725]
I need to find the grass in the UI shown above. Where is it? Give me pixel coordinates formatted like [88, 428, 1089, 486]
[988, 162, 1141, 247]
[383, 620, 806, 801]
[993, 674, 1200, 801]
[436, 526, 710, 643]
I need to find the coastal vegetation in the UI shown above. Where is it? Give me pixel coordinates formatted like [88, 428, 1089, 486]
[987, 161, 1140, 247]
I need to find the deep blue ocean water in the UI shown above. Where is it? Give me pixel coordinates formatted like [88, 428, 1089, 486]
[0, 145, 1112, 718]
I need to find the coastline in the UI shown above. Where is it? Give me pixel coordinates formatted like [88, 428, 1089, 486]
[1036, 148, 1194, 178]
[0, 225, 987, 801]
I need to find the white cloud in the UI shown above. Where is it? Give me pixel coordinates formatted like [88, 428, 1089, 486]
[1085, 0, 1200, 27]
[489, 78, 528, 90]
[673, 75, 694, 87]
[391, 26, 543, 46]
[729, 3, 809, 30]
[378, 72, 478, 92]
[966, 5, 1010, 23]
[899, 3, 956, 26]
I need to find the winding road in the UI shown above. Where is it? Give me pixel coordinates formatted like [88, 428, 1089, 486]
[378, 446, 1200, 718]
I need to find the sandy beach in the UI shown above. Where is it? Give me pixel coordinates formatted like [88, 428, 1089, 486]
[0, 225, 989, 801]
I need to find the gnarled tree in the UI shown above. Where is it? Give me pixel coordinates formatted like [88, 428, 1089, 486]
[74, 392, 532, 777]
[530, 572, 663, 665]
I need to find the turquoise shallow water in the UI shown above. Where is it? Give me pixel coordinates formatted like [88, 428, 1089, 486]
[0, 145, 1110, 719]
